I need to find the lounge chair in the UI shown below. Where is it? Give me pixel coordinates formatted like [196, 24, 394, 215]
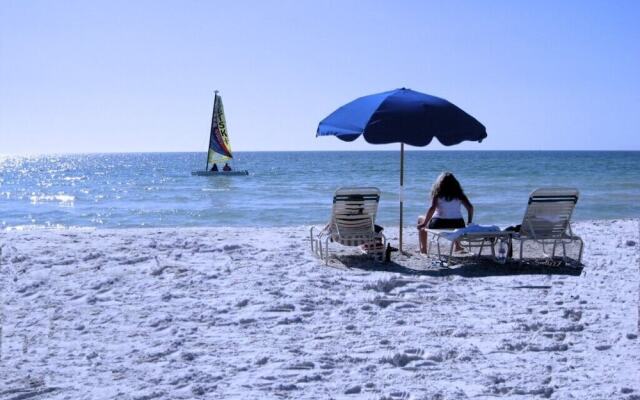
[512, 187, 584, 264]
[426, 188, 584, 266]
[310, 187, 386, 264]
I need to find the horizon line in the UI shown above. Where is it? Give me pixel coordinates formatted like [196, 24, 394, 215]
[2, 149, 639, 156]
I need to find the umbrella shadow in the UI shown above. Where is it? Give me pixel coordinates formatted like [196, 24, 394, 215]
[336, 255, 583, 278]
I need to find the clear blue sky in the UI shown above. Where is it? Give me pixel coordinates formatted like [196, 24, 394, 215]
[1, 0, 639, 153]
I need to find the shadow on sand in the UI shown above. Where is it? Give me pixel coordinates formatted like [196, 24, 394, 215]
[336, 255, 584, 278]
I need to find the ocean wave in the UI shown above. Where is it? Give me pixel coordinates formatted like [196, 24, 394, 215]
[29, 194, 76, 205]
[3, 224, 94, 231]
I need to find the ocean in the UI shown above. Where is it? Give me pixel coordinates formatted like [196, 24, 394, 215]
[0, 151, 638, 229]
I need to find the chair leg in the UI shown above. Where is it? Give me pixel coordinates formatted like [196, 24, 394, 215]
[324, 237, 330, 265]
[578, 239, 584, 264]
[519, 240, 524, 266]
[433, 236, 443, 263]
[478, 239, 485, 259]
[310, 227, 315, 254]
[317, 233, 323, 258]
[448, 242, 454, 267]
[381, 235, 387, 262]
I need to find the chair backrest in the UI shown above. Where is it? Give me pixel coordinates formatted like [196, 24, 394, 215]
[331, 187, 381, 236]
[519, 188, 579, 239]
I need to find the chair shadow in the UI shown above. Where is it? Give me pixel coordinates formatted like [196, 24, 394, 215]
[336, 255, 583, 278]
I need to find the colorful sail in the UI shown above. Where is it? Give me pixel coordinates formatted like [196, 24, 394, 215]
[207, 93, 233, 165]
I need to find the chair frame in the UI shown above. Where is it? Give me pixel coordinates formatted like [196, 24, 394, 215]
[426, 188, 584, 266]
[427, 229, 513, 266]
[310, 187, 386, 264]
[512, 188, 584, 265]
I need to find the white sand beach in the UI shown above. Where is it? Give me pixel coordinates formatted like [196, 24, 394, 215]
[1, 219, 638, 399]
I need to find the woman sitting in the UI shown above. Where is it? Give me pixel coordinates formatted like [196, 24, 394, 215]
[416, 172, 473, 254]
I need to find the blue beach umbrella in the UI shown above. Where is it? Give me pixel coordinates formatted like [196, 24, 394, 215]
[316, 88, 487, 252]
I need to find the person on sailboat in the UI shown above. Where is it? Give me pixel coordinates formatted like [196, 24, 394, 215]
[223, 163, 232, 172]
[210, 164, 218, 172]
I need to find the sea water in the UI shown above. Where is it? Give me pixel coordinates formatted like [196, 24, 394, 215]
[0, 151, 638, 229]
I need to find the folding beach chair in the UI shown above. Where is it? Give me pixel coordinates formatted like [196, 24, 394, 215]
[512, 187, 584, 264]
[310, 187, 386, 264]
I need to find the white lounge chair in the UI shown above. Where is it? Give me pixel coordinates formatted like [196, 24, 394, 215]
[310, 187, 386, 264]
[512, 187, 584, 264]
[427, 188, 584, 266]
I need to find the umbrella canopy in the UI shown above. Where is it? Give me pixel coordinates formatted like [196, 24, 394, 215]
[316, 88, 487, 252]
[317, 88, 486, 144]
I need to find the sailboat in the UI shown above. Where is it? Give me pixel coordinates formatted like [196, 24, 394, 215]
[192, 91, 249, 176]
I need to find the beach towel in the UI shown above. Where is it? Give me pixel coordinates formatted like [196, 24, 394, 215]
[441, 223, 501, 241]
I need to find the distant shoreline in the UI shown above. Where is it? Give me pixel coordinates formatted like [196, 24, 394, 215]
[2, 217, 638, 232]
[2, 149, 640, 157]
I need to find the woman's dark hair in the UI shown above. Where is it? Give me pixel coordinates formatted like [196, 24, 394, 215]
[431, 172, 467, 201]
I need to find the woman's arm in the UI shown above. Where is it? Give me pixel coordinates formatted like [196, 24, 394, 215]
[461, 195, 474, 225]
[417, 197, 438, 229]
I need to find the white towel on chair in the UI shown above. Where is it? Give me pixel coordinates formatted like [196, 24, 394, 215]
[441, 223, 501, 241]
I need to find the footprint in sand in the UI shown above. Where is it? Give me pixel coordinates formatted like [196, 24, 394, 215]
[344, 385, 361, 394]
[380, 353, 421, 367]
[266, 303, 295, 312]
[287, 361, 315, 370]
[562, 309, 582, 322]
[527, 344, 569, 352]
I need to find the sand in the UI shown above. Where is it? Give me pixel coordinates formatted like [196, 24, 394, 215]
[0, 219, 638, 399]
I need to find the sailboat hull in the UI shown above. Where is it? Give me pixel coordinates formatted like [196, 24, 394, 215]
[191, 170, 249, 176]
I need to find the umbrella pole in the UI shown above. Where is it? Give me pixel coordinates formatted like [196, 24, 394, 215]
[399, 143, 404, 253]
